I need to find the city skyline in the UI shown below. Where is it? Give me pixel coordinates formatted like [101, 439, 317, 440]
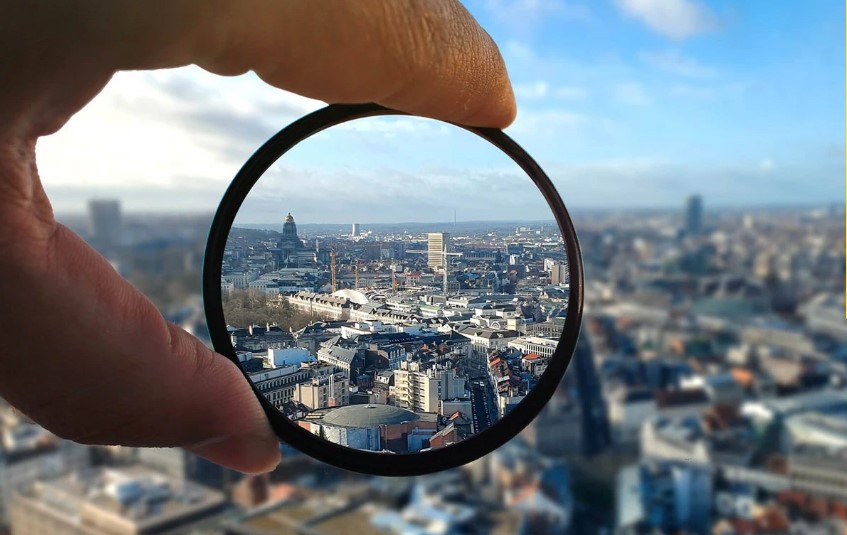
[220, 206, 569, 454]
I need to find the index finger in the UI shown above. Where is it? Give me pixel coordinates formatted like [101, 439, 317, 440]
[7, 0, 516, 134]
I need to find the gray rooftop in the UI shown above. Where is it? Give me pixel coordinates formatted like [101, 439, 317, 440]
[320, 405, 420, 428]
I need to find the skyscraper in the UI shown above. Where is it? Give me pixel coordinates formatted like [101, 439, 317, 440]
[351, 223, 360, 237]
[570, 333, 611, 455]
[87, 199, 122, 250]
[427, 232, 449, 270]
[685, 195, 703, 236]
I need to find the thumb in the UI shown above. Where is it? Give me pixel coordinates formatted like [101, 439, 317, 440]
[0, 220, 280, 474]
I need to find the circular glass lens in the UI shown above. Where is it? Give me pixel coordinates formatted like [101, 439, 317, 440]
[203, 104, 583, 476]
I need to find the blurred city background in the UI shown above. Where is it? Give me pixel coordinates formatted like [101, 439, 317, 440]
[4, 1, 845, 534]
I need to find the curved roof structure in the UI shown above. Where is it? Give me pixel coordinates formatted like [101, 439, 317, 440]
[321, 405, 419, 428]
[331, 289, 370, 306]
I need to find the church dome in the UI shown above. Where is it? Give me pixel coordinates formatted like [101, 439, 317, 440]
[281, 212, 298, 238]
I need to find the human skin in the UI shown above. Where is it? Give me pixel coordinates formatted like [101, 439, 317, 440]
[0, 0, 515, 473]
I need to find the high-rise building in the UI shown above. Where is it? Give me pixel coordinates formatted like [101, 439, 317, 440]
[351, 223, 360, 237]
[87, 199, 122, 250]
[551, 262, 569, 286]
[685, 195, 703, 236]
[570, 333, 612, 455]
[394, 367, 465, 413]
[427, 232, 449, 270]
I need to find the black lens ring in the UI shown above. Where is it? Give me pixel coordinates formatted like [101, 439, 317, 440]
[203, 103, 584, 476]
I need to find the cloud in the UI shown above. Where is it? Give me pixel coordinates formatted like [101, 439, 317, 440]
[639, 50, 718, 78]
[613, 82, 652, 106]
[508, 109, 618, 139]
[38, 67, 326, 198]
[514, 81, 588, 101]
[759, 158, 775, 172]
[615, 0, 717, 40]
[514, 81, 550, 100]
[234, 164, 557, 224]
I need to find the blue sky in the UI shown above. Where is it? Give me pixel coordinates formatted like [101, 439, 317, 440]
[41, 0, 844, 221]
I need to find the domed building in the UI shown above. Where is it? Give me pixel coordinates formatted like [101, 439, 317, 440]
[275, 212, 315, 267]
[297, 404, 439, 453]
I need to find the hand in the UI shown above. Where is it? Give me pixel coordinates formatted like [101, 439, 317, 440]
[0, 0, 515, 473]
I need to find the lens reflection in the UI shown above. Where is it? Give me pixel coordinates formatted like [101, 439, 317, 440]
[220, 115, 569, 454]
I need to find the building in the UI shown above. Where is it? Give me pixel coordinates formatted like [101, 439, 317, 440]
[88, 199, 122, 250]
[0, 424, 89, 527]
[294, 370, 350, 410]
[287, 292, 352, 320]
[316, 339, 365, 380]
[351, 223, 360, 237]
[685, 194, 703, 236]
[10, 465, 227, 535]
[458, 327, 521, 377]
[550, 262, 569, 286]
[394, 366, 466, 413]
[786, 446, 847, 501]
[521, 394, 583, 457]
[639, 461, 713, 534]
[427, 232, 449, 269]
[276, 212, 315, 267]
[297, 405, 438, 453]
[136, 447, 229, 490]
[569, 334, 612, 455]
[508, 336, 559, 359]
[249, 364, 311, 408]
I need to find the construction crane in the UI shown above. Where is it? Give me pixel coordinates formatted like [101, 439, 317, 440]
[406, 244, 462, 295]
[330, 245, 337, 292]
[354, 260, 360, 290]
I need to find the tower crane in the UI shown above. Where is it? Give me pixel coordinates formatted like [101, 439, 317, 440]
[405, 243, 462, 295]
[330, 245, 337, 292]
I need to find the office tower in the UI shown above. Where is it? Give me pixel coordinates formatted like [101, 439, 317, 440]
[87, 199, 122, 250]
[351, 223, 360, 237]
[685, 195, 703, 236]
[427, 232, 449, 270]
[551, 262, 569, 286]
[571, 333, 612, 455]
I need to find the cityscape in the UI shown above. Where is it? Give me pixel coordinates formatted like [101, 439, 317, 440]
[1, 193, 843, 534]
[220, 211, 570, 453]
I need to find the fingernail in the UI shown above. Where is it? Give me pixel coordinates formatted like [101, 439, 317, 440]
[189, 430, 281, 475]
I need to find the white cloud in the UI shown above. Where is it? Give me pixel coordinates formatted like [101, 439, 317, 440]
[615, 0, 717, 40]
[514, 81, 550, 100]
[514, 81, 588, 102]
[509, 109, 594, 134]
[759, 158, 774, 172]
[613, 82, 652, 106]
[639, 50, 718, 78]
[37, 67, 324, 201]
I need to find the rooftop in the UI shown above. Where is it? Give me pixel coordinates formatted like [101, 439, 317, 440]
[312, 405, 421, 428]
[17, 465, 226, 531]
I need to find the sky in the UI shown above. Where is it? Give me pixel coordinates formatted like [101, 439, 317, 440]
[40, 0, 845, 222]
